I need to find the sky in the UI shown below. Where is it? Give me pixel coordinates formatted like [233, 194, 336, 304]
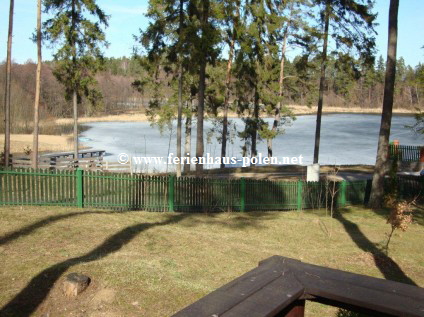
[0, 0, 423, 67]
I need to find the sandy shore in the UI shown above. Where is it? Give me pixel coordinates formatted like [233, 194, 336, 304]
[0, 134, 73, 154]
[55, 112, 150, 125]
[54, 106, 415, 125]
[286, 105, 415, 115]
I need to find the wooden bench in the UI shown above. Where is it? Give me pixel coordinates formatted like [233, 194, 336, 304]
[172, 256, 424, 317]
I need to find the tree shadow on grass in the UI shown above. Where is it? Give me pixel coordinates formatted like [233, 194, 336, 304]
[0, 209, 278, 316]
[334, 210, 417, 286]
[333, 209, 420, 317]
[0, 210, 139, 247]
[0, 213, 188, 317]
[361, 205, 424, 227]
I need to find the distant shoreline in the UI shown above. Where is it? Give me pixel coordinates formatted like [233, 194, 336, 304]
[3, 107, 414, 154]
[55, 105, 416, 125]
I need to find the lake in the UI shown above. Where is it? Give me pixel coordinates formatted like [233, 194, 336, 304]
[81, 114, 422, 171]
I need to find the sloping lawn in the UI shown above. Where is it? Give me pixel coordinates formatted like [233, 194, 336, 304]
[0, 206, 423, 316]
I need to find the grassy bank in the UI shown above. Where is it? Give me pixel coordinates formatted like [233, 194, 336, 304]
[1, 206, 423, 316]
[0, 134, 73, 154]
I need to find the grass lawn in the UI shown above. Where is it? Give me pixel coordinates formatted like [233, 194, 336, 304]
[0, 205, 423, 317]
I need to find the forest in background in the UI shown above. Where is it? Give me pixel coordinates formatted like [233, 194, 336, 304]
[0, 54, 422, 135]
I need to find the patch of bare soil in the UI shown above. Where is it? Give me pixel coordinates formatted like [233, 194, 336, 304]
[36, 276, 120, 317]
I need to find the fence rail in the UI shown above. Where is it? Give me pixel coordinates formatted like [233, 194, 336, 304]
[0, 169, 422, 211]
[8, 155, 130, 173]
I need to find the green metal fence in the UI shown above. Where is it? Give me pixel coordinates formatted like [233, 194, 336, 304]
[389, 144, 423, 162]
[0, 168, 422, 211]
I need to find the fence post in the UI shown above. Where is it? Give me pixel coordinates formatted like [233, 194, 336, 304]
[240, 177, 246, 212]
[297, 180, 303, 211]
[168, 174, 175, 212]
[339, 180, 347, 207]
[76, 168, 84, 208]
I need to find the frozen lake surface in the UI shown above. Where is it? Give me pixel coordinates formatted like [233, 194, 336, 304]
[81, 114, 422, 171]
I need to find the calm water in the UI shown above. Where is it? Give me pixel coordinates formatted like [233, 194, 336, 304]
[81, 114, 422, 171]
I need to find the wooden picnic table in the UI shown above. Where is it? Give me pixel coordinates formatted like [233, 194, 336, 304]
[41, 149, 105, 160]
[173, 255, 424, 317]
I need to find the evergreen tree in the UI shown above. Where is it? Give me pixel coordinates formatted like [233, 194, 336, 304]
[190, 0, 221, 174]
[376, 55, 386, 83]
[219, 0, 240, 168]
[311, 0, 376, 164]
[43, 0, 109, 160]
[263, 0, 309, 158]
[139, 0, 220, 175]
[233, 0, 277, 161]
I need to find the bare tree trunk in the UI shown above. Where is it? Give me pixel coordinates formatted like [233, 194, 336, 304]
[369, 0, 399, 208]
[3, 0, 14, 167]
[176, 0, 184, 177]
[220, 36, 235, 169]
[183, 100, 192, 173]
[73, 91, 78, 161]
[251, 87, 259, 161]
[71, 0, 78, 164]
[220, 3, 239, 168]
[269, 26, 289, 159]
[313, 0, 331, 164]
[32, 0, 42, 169]
[196, 0, 209, 176]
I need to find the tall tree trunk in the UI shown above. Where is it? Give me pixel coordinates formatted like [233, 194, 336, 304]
[32, 0, 42, 169]
[196, 0, 209, 176]
[313, 0, 331, 164]
[183, 100, 192, 173]
[220, 36, 235, 169]
[3, 0, 14, 167]
[71, 0, 78, 163]
[251, 86, 259, 161]
[220, 4, 239, 168]
[176, 0, 184, 177]
[73, 91, 78, 161]
[369, 0, 399, 208]
[268, 26, 289, 159]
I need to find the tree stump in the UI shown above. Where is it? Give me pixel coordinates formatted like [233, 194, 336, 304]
[63, 273, 91, 297]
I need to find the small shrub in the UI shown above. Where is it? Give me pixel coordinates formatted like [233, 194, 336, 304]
[23, 146, 32, 156]
[385, 198, 415, 252]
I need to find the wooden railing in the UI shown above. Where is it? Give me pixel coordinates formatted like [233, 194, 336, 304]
[8, 155, 130, 173]
[173, 256, 424, 317]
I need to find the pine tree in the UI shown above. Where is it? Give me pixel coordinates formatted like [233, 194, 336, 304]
[43, 0, 109, 161]
[263, 0, 309, 158]
[138, 0, 220, 175]
[190, 0, 221, 174]
[233, 0, 275, 161]
[311, 0, 376, 164]
[219, 0, 240, 168]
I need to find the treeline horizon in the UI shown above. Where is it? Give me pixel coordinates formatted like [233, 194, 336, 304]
[0, 53, 422, 135]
